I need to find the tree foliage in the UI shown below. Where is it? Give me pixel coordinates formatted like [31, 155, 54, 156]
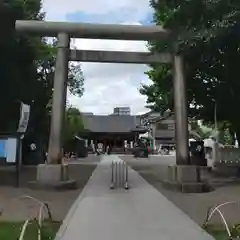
[140, 0, 240, 141]
[0, 0, 85, 159]
[63, 107, 84, 148]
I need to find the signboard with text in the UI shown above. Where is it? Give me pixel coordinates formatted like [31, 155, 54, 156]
[0, 138, 17, 163]
[17, 102, 30, 133]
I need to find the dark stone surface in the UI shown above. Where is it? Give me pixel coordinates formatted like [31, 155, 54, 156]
[162, 180, 210, 193]
[213, 165, 240, 177]
[181, 182, 206, 193]
[0, 156, 100, 187]
[27, 179, 78, 191]
[161, 180, 181, 191]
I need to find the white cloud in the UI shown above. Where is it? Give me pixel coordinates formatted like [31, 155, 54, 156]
[42, 0, 152, 115]
[68, 37, 151, 114]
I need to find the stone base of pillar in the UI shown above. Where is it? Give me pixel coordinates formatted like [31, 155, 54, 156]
[28, 164, 77, 190]
[162, 165, 212, 193]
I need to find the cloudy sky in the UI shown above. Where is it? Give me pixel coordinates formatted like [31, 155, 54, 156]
[42, 0, 154, 115]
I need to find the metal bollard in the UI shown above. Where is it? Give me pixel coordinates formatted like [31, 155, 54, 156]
[121, 161, 124, 186]
[120, 161, 123, 186]
[110, 161, 115, 189]
[115, 161, 118, 187]
[124, 162, 129, 189]
[110, 161, 129, 189]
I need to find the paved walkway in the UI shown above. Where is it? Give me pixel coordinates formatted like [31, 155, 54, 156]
[55, 155, 214, 240]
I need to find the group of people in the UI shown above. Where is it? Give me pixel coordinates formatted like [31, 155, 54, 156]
[132, 139, 152, 157]
[92, 143, 112, 155]
[92, 141, 152, 156]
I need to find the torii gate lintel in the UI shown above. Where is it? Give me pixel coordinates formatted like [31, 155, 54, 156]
[15, 20, 189, 166]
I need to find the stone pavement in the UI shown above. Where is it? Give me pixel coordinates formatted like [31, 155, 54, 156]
[55, 155, 214, 240]
[121, 155, 240, 225]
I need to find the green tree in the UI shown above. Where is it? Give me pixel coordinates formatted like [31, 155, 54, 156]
[140, 0, 240, 142]
[63, 107, 84, 149]
[189, 119, 212, 139]
[0, 0, 44, 132]
[29, 39, 85, 143]
[0, 0, 85, 160]
[68, 63, 85, 97]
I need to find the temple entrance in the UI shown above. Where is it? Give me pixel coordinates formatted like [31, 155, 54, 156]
[15, 20, 189, 165]
[81, 126, 146, 154]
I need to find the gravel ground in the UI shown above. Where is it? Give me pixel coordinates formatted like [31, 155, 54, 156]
[0, 156, 100, 221]
[121, 155, 240, 226]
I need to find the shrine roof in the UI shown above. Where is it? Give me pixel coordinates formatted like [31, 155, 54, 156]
[82, 115, 144, 133]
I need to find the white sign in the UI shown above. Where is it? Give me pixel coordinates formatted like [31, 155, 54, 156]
[0, 138, 17, 163]
[6, 138, 17, 163]
[17, 102, 30, 133]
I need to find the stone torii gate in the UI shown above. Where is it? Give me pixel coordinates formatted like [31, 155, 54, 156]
[15, 21, 201, 192]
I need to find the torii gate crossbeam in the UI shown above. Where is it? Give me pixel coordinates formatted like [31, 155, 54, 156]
[15, 20, 189, 166]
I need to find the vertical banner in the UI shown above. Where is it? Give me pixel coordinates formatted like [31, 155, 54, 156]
[17, 102, 30, 133]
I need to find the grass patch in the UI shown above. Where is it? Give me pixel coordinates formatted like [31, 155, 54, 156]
[204, 224, 240, 240]
[0, 220, 61, 240]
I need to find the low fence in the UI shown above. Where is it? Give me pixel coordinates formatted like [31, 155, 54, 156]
[218, 147, 240, 163]
[203, 201, 240, 239]
[0, 195, 53, 240]
[212, 146, 240, 177]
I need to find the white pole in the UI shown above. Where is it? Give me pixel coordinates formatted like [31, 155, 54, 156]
[214, 102, 219, 142]
[213, 102, 219, 164]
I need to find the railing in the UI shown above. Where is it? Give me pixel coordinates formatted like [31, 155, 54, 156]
[0, 195, 53, 240]
[110, 161, 129, 189]
[218, 148, 240, 163]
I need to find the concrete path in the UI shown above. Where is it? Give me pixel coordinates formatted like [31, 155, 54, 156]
[55, 155, 214, 240]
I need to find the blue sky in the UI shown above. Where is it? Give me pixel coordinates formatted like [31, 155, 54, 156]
[66, 10, 153, 25]
[43, 0, 153, 115]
